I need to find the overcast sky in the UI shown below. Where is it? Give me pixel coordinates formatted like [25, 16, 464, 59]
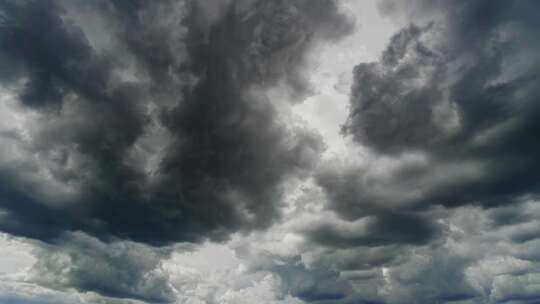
[1, 0, 540, 303]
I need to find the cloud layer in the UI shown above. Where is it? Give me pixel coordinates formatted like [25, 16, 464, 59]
[317, 0, 540, 249]
[1, 0, 540, 303]
[0, 0, 352, 244]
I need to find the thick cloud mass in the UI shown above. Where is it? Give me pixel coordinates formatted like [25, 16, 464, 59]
[0, 0, 352, 244]
[316, 0, 540, 248]
[28, 233, 175, 303]
[2, 1, 540, 303]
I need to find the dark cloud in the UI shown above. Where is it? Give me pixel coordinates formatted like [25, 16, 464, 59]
[314, 0, 540, 251]
[306, 211, 440, 248]
[0, 0, 114, 108]
[268, 200, 540, 304]
[0, 0, 353, 245]
[28, 233, 175, 303]
[3, 1, 540, 303]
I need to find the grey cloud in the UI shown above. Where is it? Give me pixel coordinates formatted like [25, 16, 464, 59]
[314, 0, 540, 252]
[8, 201, 540, 304]
[235, 248, 355, 303]
[28, 232, 175, 303]
[0, 0, 353, 245]
[3, 1, 540, 303]
[277, 201, 540, 304]
[305, 211, 440, 248]
[292, 1, 540, 302]
[314, 154, 447, 247]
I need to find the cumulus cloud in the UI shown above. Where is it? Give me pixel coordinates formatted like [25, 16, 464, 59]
[2, 197, 540, 303]
[28, 232, 175, 303]
[341, 0, 540, 208]
[0, 0, 353, 244]
[315, 0, 540, 250]
[298, 0, 540, 302]
[236, 191, 540, 304]
[1, 1, 540, 303]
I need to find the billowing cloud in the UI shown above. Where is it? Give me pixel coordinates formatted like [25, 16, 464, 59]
[293, 0, 540, 302]
[316, 0, 540, 249]
[28, 233, 175, 303]
[1, 0, 540, 303]
[0, 0, 353, 244]
[236, 192, 540, 304]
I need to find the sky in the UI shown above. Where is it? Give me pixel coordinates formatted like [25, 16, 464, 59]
[0, 0, 540, 303]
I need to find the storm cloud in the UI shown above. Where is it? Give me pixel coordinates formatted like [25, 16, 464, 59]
[1, 1, 540, 303]
[0, 0, 352, 244]
[315, 0, 540, 248]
